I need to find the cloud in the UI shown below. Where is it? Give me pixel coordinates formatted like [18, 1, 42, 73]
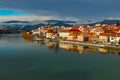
[0, 0, 120, 21]
[106, 17, 120, 20]
[0, 16, 55, 22]
[0, 16, 81, 22]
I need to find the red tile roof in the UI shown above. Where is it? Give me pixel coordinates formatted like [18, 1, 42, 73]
[70, 26, 81, 31]
[88, 32, 95, 36]
[46, 30, 54, 33]
[99, 32, 120, 37]
[99, 33, 107, 36]
[59, 29, 70, 32]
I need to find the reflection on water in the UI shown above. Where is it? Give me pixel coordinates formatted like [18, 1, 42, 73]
[59, 43, 97, 54]
[1, 34, 120, 80]
[33, 40, 120, 56]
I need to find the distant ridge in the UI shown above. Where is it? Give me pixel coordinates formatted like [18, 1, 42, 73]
[44, 20, 76, 26]
[0, 20, 76, 30]
[3, 21, 31, 23]
[45, 20, 76, 23]
[88, 19, 120, 26]
[0, 19, 120, 30]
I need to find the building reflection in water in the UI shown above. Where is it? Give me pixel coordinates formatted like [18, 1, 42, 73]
[23, 37, 120, 56]
[45, 42, 120, 56]
[45, 42, 59, 52]
[98, 47, 120, 56]
[46, 42, 56, 49]
[46, 42, 97, 54]
[98, 48, 108, 55]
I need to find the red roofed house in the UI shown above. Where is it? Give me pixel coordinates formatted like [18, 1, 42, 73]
[88, 32, 98, 42]
[99, 33, 109, 43]
[68, 26, 84, 41]
[59, 26, 85, 41]
[46, 30, 55, 39]
[109, 33, 120, 44]
[59, 28, 70, 40]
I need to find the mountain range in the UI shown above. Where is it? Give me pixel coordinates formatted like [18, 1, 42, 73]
[88, 19, 120, 26]
[0, 19, 119, 30]
[0, 20, 76, 30]
[3, 21, 31, 23]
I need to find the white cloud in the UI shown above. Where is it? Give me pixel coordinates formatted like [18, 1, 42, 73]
[107, 17, 120, 20]
[63, 17, 81, 21]
[0, 16, 56, 22]
[0, 16, 81, 22]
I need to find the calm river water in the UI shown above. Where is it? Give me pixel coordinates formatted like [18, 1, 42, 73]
[0, 34, 120, 80]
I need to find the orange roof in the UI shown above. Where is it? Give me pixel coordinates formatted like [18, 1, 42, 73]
[99, 33, 119, 37]
[107, 33, 114, 37]
[113, 26, 120, 29]
[70, 26, 81, 31]
[88, 32, 95, 36]
[42, 26, 53, 30]
[116, 33, 120, 37]
[82, 25, 89, 29]
[46, 30, 54, 33]
[59, 29, 70, 32]
[99, 33, 107, 36]
[113, 28, 119, 31]
[71, 26, 80, 29]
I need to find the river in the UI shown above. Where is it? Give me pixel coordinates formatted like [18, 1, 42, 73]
[0, 34, 120, 80]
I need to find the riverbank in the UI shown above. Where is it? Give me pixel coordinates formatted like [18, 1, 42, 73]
[22, 32, 120, 51]
[60, 41, 105, 47]
[60, 40, 120, 51]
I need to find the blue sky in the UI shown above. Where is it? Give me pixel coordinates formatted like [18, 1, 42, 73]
[0, 0, 120, 21]
[0, 9, 31, 16]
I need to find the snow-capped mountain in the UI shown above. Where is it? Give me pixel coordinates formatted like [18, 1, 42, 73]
[0, 20, 77, 30]
[0, 19, 119, 30]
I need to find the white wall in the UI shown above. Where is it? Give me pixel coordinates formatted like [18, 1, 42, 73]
[59, 32, 69, 37]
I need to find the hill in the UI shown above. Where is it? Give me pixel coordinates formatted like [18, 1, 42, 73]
[88, 20, 120, 26]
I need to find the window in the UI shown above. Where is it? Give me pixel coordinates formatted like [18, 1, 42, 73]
[111, 37, 114, 40]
